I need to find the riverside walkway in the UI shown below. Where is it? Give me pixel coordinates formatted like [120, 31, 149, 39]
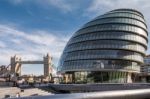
[2, 83, 150, 98]
[10, 88, 150, 99]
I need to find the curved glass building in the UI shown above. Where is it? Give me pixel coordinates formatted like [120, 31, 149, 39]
[58, 9, 148, 83]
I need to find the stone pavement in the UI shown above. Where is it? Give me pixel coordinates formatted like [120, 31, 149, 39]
[20, 88, 52, 97]
[0, 87, 52, 98]
[0, 87, 20, 98]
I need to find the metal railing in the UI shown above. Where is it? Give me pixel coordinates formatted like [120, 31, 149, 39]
[10, 88, 150, 99]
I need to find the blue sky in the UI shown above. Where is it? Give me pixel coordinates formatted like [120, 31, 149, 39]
[0, 0, 149, 75]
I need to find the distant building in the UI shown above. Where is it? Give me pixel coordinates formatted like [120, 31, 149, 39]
[58, 9, 148, 83]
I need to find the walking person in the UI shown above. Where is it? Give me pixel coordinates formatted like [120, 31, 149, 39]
[16, 92, 20, 98]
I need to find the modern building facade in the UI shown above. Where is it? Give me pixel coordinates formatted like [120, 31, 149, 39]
[58, 9, 148, 83]
[141, 55, 150, 74]
[141, 55, 150, 82]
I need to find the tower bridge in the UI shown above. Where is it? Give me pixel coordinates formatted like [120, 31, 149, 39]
[10, 53, 53, 77]
[18, 61, 44, 64]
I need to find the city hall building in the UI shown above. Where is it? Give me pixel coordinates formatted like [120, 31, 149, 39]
[58, 9, 148, 83]
[140, 55, 150, 82]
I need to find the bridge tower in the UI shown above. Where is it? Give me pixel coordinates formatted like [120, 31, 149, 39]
[10, 55, 21, 76]
[43, 53, 52, 77]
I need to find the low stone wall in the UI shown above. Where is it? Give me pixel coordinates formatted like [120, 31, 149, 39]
[49, 83, 150, 93]
[0, 82, 13, 87]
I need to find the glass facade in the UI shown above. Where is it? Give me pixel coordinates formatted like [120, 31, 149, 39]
[69, 32, 147, 47]
[140, 55, 150, 82]
[141, 55, 150, 74]
[75, 24, 147, 38]
[58, 9, 148, 83]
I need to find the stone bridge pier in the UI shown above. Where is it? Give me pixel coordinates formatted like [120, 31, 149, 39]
[10, 55, 21, 76]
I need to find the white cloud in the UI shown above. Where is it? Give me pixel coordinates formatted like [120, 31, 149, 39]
[46, 0, 72, 12]
[0, 41, 6, 48]
[11, 39, 22, 44]
[8, 0, 73, 13]
[0, 24, 69, 66]
[87, 0, 149, 13]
